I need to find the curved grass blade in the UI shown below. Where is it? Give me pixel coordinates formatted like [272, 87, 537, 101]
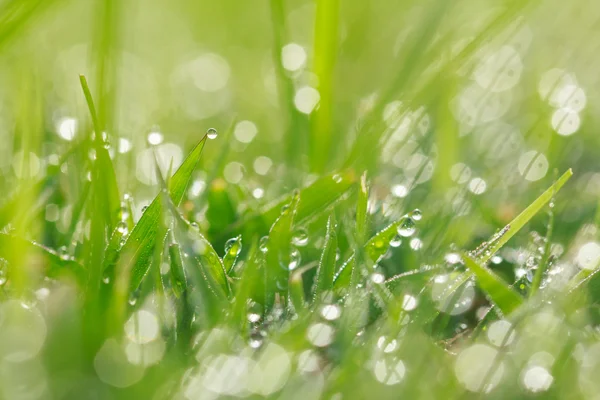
[462, 253, 523, 315]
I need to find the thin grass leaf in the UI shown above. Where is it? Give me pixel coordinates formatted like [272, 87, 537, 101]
[265, 191, 300, 308]
[231, 241, 261, 328]
[462, 253, 524, 315]
[476, 168, 573, 264]
[310, 0, 339, 172]
[79, 75, 120, 231]
[168, 243, 186, 299]
[313, 214, 338, 300]
[355, 172, 369, 245]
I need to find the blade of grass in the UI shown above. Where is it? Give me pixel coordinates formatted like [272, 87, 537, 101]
[462, 253, 523, 315]
[155, 151, 231, 298]
[224, 170, 355, 241]
[476, 168, 572, 264]
[265, 191, 300, 308]
[269, 0, 305, 176]
[310, 0, 340, 172]
[313, 214, 338, 300]
[112, 136, 208, 293]
[333, 216, 408, 288]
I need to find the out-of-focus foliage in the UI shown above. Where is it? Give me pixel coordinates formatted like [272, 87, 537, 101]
[1, 0, 600, 398]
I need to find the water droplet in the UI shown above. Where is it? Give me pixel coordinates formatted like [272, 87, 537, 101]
[259, 236, 269, 253]
[141, 206, 149, 213]
[190, 222, 199, 231]
[292, 228, 309, 247]
[116, 221, 128, 235]
[58, 246, 70, 260]
[390, 236, 402, 248]
[206, 128, 218, 140]
[332, 174, 343, 184]
[280, 248, 301, 271]
[224, 236, 242, 257]
[409, 209, 422, 221]
[371, 273, 385, 284]
[445, 253, 462, 265]
[128, 293, 138, 306]
[102, 275, 110, 284]
[397, 218, 416, 237]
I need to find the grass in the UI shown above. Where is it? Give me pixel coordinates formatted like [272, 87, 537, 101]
[0, 0, 600, 399]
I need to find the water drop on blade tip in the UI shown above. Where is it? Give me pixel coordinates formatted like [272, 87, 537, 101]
[206, 128, 218, 140]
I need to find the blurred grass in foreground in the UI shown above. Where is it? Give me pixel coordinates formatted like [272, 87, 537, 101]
[1, 0, 600, 398]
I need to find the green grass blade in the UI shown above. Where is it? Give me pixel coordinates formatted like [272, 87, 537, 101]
[223, 235, 242, 274]
[333, 217, 407, 288]
[226, 170, 355, 241]
[476, 169, 573, 264]
[355, 172, 369, 245]
[313, 214, 338, 300]
[310, 0, 339, 172]
[116, 137, 208, 292]
[462, 253, 523, 315]
[168, 243, 186, 299]
[155, 150, 231, 298]
[79, 75, 120, 231]
[265, 191, 300, 308]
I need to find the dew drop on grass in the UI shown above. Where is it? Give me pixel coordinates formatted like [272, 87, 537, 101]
[292, 228, 309, 247]
[206, 128, 218, 139]
[444, 253, 462, 265]
[371, 273, 385, 284]
[409, 209, 422, 221]
[224, 237, 242, 257]
[259, 236, 269, 253]
[280, 248, 301, 271]
[58, 246, 69, 260]
[116, 221, 128, 235]
[397, 217, 416, 237]
[390, 236, 402, 248]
